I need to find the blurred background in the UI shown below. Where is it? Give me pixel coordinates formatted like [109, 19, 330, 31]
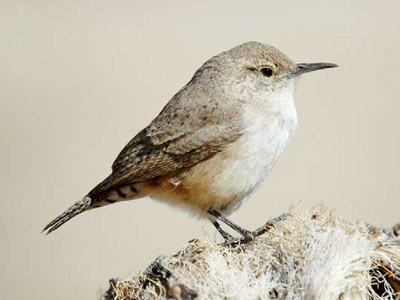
[1, 0, 400, 299]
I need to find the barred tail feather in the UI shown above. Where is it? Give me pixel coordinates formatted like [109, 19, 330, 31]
[42, 196, 92, 235]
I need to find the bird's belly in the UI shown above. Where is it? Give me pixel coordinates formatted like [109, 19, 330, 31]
[157, 124, 293, 216]
[206, 127, 290, 212]
[143, 118, 295, 217]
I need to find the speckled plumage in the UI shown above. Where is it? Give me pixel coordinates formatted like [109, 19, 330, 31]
[43, 42, 336, 235]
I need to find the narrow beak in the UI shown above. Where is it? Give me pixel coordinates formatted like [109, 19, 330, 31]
[292, 62, 338, 77]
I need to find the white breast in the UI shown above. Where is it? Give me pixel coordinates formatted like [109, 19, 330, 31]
[210, 87, 298, 214]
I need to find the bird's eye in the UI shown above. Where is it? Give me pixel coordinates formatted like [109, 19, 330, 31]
[260, 67, 273, 77]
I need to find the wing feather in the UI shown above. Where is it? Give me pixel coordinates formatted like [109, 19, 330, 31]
[97, 74, 243, 194]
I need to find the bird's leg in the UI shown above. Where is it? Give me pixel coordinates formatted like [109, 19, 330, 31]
[252, 213, 290, 238]
[207, 208, 253, 243]
[211, 220, 236, 242]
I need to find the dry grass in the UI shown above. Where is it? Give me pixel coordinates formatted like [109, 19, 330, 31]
[101, 207, 400, 300]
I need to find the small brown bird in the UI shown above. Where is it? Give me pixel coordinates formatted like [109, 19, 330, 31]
[43, 42, 336, 242]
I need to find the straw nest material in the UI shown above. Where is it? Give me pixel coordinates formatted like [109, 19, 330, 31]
[102, 207, 400, 300]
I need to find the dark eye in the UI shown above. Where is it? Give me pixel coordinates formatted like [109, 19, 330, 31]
[260, 67, 273, 77]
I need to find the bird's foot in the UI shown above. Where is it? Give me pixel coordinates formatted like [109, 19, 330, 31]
[220, 229, 254, 247]
[222, 213, 290, 247]
[209, 208, 290, 247]
[252, 213, 291, 238]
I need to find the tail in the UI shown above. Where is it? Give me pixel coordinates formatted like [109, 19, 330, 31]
[43, 183, 144, 234]
[42, 196, 92, 235]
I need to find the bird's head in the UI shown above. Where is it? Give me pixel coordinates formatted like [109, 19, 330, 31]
[196, 42, 337, 102]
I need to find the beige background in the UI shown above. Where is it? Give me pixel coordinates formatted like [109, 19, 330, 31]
[1, 0, 400, 299]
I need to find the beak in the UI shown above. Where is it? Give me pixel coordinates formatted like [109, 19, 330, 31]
[291, 62, 338, 77]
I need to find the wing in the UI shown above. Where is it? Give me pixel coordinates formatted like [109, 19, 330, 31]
[109, 123, 240, 188]
[107, 78, 244, 190]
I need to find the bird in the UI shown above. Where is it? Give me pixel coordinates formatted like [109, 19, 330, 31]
[43, 41, 337, 242]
